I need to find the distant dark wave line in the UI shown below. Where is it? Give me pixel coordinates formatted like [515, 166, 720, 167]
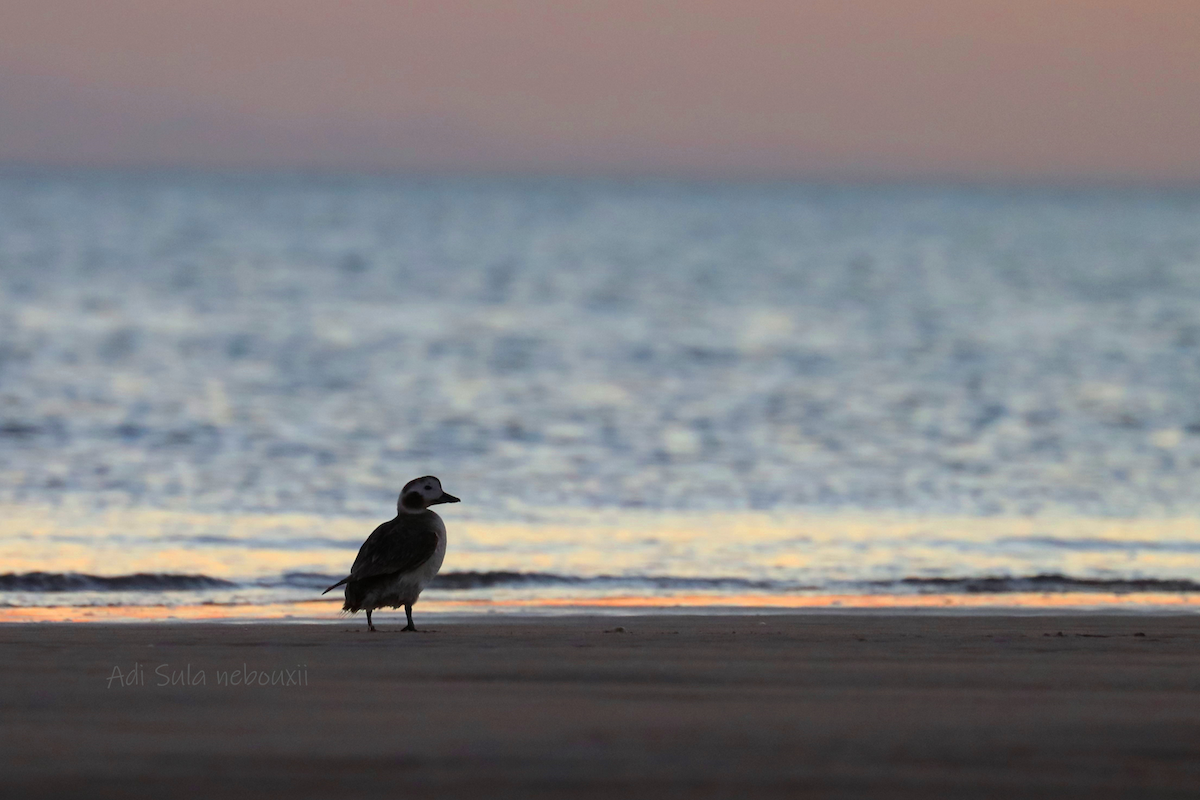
[264, 571, 1200, 594]
[436, 571, 789, 590]
[244, 571, 1200, 594]
[273, 571, 793, 591]
[0, 572, 237, 592]
[5, 570, 1200, 595]
[0, 570, 789, 593]
[881, 574, 1200, 594]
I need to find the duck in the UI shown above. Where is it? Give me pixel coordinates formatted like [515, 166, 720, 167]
[323, 476, 459, 631]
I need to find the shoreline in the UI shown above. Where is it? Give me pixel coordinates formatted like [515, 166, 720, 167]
[6, 613, 1200, 798]
[4, 591, 1200, 624]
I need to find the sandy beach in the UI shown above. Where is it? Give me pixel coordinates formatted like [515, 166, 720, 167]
[4, 614, 1200, 798]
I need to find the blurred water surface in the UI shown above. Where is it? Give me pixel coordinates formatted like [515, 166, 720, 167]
[2, 174, 1200, 613]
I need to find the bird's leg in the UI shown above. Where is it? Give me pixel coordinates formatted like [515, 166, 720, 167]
[366, 609, 376, 632]
[402, 604, 417, 632]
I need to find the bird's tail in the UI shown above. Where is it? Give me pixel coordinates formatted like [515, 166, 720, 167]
[322, 576, 351, 595]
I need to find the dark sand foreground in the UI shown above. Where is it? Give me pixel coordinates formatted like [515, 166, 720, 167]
[4, 614, 1200, 799]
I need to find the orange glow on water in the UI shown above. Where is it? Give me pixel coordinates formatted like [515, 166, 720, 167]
[5, 504, 1200, 623]
[8, 504, 1200, 585]
[0, 600, 337, 624]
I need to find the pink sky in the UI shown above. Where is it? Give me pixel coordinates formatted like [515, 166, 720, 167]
[2, 0, 1198, 181]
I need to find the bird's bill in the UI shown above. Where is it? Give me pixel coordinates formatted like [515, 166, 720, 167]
[430, 492, 460, 505]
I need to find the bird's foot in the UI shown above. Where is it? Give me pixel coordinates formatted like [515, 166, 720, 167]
[401, 623, 417, 632]
[368, 624, 377, 632]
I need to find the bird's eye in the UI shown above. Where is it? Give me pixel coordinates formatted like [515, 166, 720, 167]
[424, 485, 431, 491]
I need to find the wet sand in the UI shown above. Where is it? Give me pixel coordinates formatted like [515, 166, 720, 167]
[4, 614, 1200, 799]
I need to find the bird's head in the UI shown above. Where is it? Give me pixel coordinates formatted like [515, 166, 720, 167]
[398, 476, 460, 514]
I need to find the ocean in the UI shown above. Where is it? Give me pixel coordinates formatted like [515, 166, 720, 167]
[2, 173, 1200, 619]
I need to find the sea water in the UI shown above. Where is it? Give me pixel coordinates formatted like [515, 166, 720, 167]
[2, 174, 1199, 617]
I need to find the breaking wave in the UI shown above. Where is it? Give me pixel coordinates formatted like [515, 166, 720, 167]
[881, 574, 1200, 594]
[5, 570, 1200, 596]
[0, 572, 237, 592]
[271, 571, 793, 591]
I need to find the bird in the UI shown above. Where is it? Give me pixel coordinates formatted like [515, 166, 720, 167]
[322, 476, 459, 632]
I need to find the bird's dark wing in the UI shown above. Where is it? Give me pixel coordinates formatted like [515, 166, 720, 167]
[355, 515, 440, 577]
[321, 514, 441, 595]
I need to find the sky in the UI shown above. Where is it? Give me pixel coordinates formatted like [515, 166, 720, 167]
[2, 0, 1199, 182]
